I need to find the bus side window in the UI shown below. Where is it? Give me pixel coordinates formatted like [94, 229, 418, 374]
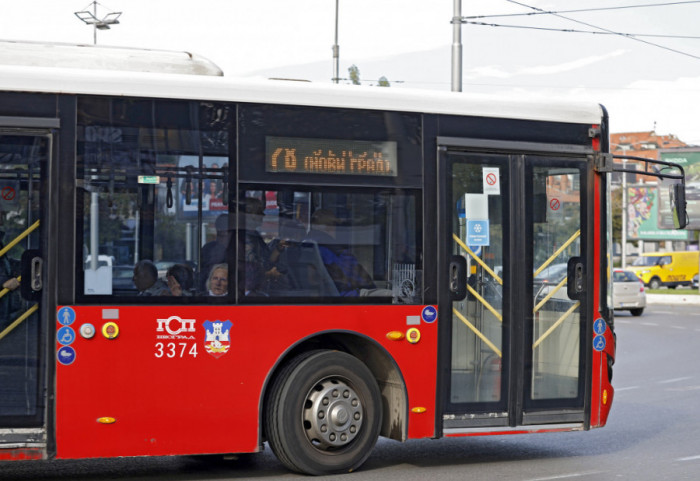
[240, 188, 421, 304]
[77, 97, 232, 300]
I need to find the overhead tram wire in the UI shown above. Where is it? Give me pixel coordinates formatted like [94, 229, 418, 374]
[463, 21, 700, 41]
[502, 0, 700, 61]
[465, 1, 700, 20]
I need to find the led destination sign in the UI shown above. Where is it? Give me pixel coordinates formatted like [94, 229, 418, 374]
[266, 137, 397, 177]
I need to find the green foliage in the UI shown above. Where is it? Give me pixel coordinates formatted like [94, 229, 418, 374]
[347, 65, 391, 87]
[611, 187, 622, 246]
[348, 65, 361, 85]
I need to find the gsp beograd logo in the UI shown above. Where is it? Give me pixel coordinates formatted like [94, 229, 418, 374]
[156, 316, 196, 340]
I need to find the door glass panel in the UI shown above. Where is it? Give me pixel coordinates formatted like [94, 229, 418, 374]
[0, 134, 44, 426]
[450, 157, 506, 406]
[530, 166, 582, 402]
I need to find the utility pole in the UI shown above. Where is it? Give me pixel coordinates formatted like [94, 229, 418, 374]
[332, 0, 340, 84]
[622, 163, 628, 269]
[451, 0, 462, 92]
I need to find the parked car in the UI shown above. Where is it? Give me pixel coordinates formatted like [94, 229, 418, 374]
[533, 262, 569, 299]
[613, 268, 646, 316]
[112, 265, 137, 294]
[628, 251, 699, 290]
[155, 260, 197, 279]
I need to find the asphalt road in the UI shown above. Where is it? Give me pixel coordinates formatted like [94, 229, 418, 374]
[2, 304, 700, 480]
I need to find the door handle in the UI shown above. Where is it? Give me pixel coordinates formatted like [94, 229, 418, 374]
[31, 257, 43, 292]
[20, 249, 42, 301]
[449, 255, 467, 300]
[567, 257, 585, 300]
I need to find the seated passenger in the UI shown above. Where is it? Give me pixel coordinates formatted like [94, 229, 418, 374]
[133, 260, 168, 296]
[206, 263, 228, 297]
[166, 263, 195, 296]
[306, 209, 375, 296]
[241, 197, 289, 295]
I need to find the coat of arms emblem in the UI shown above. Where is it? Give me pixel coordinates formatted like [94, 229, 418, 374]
[203, 320, 232, 358]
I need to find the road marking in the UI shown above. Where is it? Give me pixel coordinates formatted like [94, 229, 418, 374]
[658, 376, 692, 384]
[670, 325, 686, 330]
[525, 472, 601, 481]
[677, 455, 700, 462]
[666, 385, 700, 392]
[615, 386, 640, 392]
[642, 322, 658, 326]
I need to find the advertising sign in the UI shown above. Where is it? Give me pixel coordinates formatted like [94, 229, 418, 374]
[659, 149, 700, 230]
[626, 185, 688, 241]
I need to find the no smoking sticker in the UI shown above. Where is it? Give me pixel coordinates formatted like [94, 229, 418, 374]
[482, 168, 500, 195]
[0, 182, 19, 207]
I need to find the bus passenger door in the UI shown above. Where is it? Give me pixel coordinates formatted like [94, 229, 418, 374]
[0, 130, 50, 454]
[439, 146, 589, 432]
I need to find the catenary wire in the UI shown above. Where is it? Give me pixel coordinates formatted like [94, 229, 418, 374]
[503, 0, 700, 60]
[464, 1, 700, 19]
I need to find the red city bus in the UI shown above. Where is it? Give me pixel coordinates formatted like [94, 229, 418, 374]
[0, 43, 687, 475]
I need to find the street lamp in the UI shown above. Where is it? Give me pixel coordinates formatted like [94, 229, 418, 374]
[74, 1, 122, 45]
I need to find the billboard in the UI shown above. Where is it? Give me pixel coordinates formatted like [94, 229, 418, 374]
[659, 149, 700, 230]
[626, 185, 689, 241]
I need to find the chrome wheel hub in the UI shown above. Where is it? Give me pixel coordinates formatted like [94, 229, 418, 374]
[303, 378, 363, 449]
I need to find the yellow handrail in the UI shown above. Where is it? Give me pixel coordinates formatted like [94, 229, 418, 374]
[452, 233, 502, 285]
[533, 276, 567, 314]
[0, 275, 21, 301]
[452, 308, 502, 358]
[532, 301, 580, 350]
[533, 229, 580, 277]
[0, 220, 40, 258]
[466, 283, 502, 322]
[0, 304, 38, 342]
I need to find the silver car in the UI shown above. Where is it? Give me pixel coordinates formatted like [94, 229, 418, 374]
[613, 269, 646, 316]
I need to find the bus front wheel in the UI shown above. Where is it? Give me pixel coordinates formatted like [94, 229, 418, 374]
[649, 277, 662, 290]
[265, 350, 382, 475]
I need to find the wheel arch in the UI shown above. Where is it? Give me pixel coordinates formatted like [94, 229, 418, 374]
[260, 330, 408, 445]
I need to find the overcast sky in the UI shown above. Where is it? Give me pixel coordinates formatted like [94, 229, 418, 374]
[1, 1, 700, 144]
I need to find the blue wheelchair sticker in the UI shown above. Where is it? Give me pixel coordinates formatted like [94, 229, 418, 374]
[57, 326, 75, 346]
[593, 335, 606, 352]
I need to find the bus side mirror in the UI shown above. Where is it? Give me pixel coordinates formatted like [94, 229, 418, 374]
[670, 183, 687, 229]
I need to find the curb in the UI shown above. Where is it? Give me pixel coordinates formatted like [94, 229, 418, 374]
[645, 293, 700, 305]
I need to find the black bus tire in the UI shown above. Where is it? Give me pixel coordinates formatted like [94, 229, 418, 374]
[265, 350, 382, 475]
[649, 277, 662, 290]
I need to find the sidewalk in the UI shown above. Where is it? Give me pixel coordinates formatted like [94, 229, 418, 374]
[646, 293, 700, 305]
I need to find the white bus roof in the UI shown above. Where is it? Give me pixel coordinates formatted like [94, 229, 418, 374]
[0, 40, 223, 76]
[0, 43, 604, 126]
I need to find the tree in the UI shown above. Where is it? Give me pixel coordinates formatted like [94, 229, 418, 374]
[347, 65, 390, 87]
[611, 187, 622, 249]
[348, 65, 361, 85]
